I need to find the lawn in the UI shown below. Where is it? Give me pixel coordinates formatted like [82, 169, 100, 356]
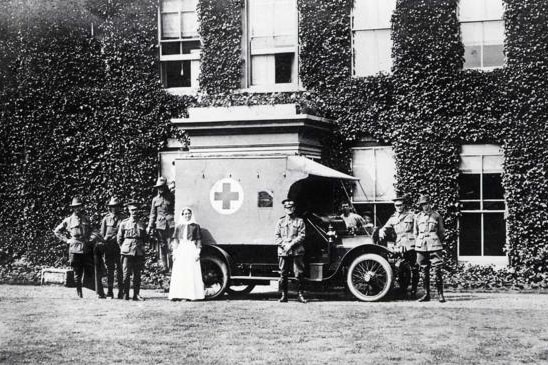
[1, 285, 547, 364]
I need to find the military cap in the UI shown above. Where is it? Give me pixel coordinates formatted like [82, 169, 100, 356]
[154, 176, 167, 188]
[393, 194, 407, 204]
[69, 197, 83, 207]
[107, 197, 122, 206]
[417, 194, 431, 205]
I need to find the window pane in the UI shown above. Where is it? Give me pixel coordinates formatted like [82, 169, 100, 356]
[459, 213, 482, 256]
[484, 213, 505, 255]
[464, 45, 481, 69]
[483, 201, 505, 210]
[250, 0, 274, 37]
[274, 53, 294, 83]
[483, 154, 503, 172]
[161, 0, 180, 12]
[483, 173, 504, 199]
[351, 147, 396, 202]
[190, 59, 200, 88]
[162, 61, 191, 88]
[484, 0, 504, 20]
[251, 55, 274, 85]
[459, 0, 486, 21]
[182, 40, 201, 54]
[161, 42, 181, 55]
[484, 20, 504, 44]
[161, 13, 179, 39]
[181, 12, 198, 38]
[460, 154, 482, 172]
[459, 174, 480, 200]
[353, 0, 395, 29]
[483, 44, 504, 67]
[273, 0, 296, 36]
[462, 201, 480, 210]
[353, 30, 391, 76]
[181, 0, 197, 11]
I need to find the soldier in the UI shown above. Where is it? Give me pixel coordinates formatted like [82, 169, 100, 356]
[414, 194, 446, 303]
[275, 199, 307, 303]
[118, 200, 147, 301]
[340, 202, 367, 235]
[100, 197, 125, 299]
[379, 195, 419, 299]
[53, 197, 91, 298]
[146, 177, 175, 272]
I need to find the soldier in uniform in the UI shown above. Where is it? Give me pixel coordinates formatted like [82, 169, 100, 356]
[100, 197, 125, 299]
[340, 202, 367, 235]
[53, 197, 91, 298]
[379, 195, 419, 298]
[275, 199, 307, 303]
[146, 177, 175, 272]
[118, 201, 147, 301]
[414, 194, 446, 303]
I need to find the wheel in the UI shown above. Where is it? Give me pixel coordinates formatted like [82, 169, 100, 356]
[201, 255, 228, 299]
[226, 284, 256, 296]
[346, 253, 393, 302]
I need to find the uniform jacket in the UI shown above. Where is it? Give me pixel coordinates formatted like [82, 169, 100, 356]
[414, 210, 445, 252]
[275, 215, 306, 257]
[53, 213, 91, 254]
[117, 217, 147, 256]
[172, 223, 202, 249]
[382, 211, 416, 250]
[147, 193, 175, 231]
[100, 212, 125, 254]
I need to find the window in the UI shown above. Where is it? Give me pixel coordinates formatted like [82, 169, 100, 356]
[458, 0, 505, 70]
[246, 0, 298, 90]
[159, 0, 200, 91]
[351, 146, 396, 226]
[351, 0, 396, 77]
[458, 144, 507, 265]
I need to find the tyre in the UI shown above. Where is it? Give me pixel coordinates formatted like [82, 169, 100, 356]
[201, 255, 228, 299]
[346, 253, 393, 302]
[226, 284, 256, 296]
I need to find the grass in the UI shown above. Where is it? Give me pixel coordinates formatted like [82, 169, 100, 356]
[1, 285, 548, 364]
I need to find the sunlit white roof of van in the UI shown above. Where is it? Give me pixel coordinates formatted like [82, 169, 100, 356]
[287, 156, 359, 181]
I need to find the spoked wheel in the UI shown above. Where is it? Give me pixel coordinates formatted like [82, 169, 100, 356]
[347, 254, 393, 302]
[201, 256, 228, 299]
[226, 284, 256, 296]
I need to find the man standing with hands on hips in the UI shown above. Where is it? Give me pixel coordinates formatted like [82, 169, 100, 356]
[275, 199, 307, 303]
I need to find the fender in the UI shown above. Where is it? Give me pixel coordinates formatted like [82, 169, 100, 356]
[324, 243, 394, 281]
[202, 243, 234, 277]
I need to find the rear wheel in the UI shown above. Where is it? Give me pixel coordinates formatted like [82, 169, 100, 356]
[226, 284, 256, 296]
[201, 255, 228, 299]
[347, 253, 393, 302]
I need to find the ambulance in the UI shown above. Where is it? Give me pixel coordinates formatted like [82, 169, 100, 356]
[172, 153, 399, 302]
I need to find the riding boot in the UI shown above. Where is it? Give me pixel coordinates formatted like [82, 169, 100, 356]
[398, 270, 410, 299]
[417, 269, 430, 302]
[297, 279, 307, 303]
[410, 267, 419, 299]
[117, 288, 124, 300]
[107, 287, 114, 299]
[133, 285, 144, 301]
[279, 279, 288, 303]
[124, 280, 130, 301]
[435, 269, 446, 303]
[76, 286, 83, 298]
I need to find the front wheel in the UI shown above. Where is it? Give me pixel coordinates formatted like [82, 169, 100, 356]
[346, 253, 393, 302]
[201, 255, 228, 299]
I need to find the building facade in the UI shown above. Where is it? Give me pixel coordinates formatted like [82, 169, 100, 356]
[157, 0, 547, 269]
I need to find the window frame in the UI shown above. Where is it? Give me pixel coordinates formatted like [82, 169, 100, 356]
[458, 144, 508, 266]
[242, 0, 301, 92]
[350, 0, 395, 77]
[458, 0, 505, 71]
[158, 0, 201, 94]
